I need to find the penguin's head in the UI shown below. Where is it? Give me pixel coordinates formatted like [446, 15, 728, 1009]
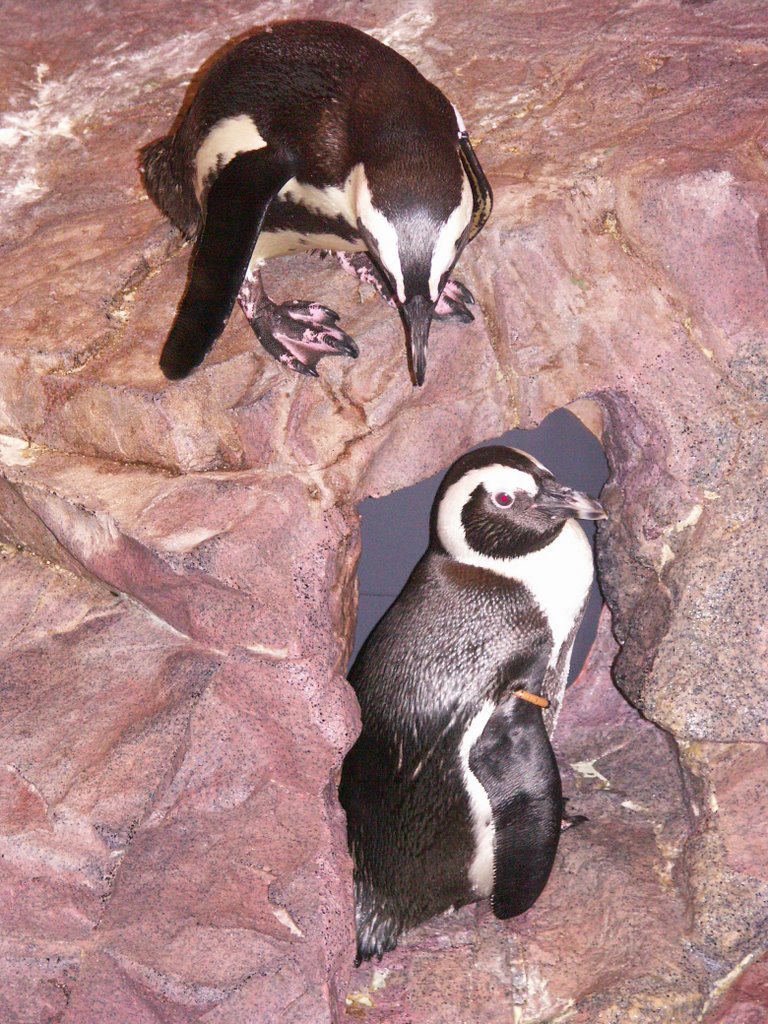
[431, 446, 606, 561]
[354, 158, 474, 386]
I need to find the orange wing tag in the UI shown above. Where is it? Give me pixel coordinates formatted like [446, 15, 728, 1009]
[513, 690, 550, 709]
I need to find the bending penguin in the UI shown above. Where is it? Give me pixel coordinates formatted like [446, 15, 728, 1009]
[140, 19, 493, 384]
[339, 445, 606, 963]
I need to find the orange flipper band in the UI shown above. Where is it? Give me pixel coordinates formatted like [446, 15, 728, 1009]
[513, 690, 550, 709]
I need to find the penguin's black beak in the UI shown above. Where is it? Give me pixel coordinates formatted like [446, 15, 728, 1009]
[534, 479, 607, 521]
[400, 294, 434, 387]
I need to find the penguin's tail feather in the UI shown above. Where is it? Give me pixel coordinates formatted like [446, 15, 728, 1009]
[353, 881, 401, 965]
[139, 136, 201, 240]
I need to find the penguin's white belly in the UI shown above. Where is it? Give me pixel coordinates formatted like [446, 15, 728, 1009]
[252, 174, 366, 262]
[251, 229, 365, 262]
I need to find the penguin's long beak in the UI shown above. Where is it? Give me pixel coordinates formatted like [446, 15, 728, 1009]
[534, 479, 607, 521]
[400, 294, 434, 387]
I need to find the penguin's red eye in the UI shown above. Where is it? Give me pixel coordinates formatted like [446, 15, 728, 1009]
[492, 492, 513, 508]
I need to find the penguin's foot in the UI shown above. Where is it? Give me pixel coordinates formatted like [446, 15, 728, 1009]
[433, 278, 475, 323]
[333, 254, 475, 327]
[334, 251, 396, 306]
[238, 276, 358, 377]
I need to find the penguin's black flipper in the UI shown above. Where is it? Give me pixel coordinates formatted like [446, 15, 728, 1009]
[458, 133, 493, 241]
[468, 697, 562, 920]
[160, 148, 295, 380]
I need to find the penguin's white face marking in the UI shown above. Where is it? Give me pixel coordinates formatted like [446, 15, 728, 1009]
[355, 164, 472, 307]
[355, 167, 406, 302]
[459, 700, 496, 897]
[195, 114, 267, 200]
[437, 464, 538, 559]
[428, 173, 473, 301]
[437, 462, 594, 677]
[507, 446, 550, 475]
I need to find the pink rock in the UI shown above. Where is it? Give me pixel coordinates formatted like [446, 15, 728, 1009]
[0, 765, 51, 835]
[703, 954, 768, 1024]
[1, 1, 767, 1021]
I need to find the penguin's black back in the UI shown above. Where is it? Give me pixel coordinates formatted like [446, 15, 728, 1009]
[350, 553, 550, 726]
[190, 22, 455, 167]
[340, 550, 552, 934]
[142, 20, 462, 236]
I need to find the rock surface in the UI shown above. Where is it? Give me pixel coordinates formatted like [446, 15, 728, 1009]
[1, 0, 767, 1022]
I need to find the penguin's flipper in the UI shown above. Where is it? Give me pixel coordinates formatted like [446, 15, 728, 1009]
[468, 698, 562, 920]
[160, 148, 295, 380]
[458, 133, 493, 241]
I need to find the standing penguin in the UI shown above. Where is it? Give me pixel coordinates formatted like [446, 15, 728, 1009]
[140, 19, 493, 383]
[339, 445, 606, 963]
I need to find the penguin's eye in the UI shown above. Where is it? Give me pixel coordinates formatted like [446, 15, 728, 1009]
[492, 492, 513, 508]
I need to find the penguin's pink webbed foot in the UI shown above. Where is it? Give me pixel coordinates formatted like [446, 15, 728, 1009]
[333, 251, 397, 307]
[238, 271, 358, 377]
[334, 253, 475, 326]
[434, 279, 475, 324]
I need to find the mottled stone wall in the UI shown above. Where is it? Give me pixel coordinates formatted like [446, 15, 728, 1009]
[1, 1, 766, 1022]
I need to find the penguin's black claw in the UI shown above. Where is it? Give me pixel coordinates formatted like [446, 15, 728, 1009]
[560, 814, 588, 831]
[560, 797, 588, 831]
[285, 358, 320, 378]
[354, 937, 397, 966]
[434, 278, 475, 323]
[281, 299, 342, 324]
[247, 298, 359, 377]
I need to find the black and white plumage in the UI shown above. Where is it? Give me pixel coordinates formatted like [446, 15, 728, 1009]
[140, 19, 492, 384]
[339, 445, 606, 963]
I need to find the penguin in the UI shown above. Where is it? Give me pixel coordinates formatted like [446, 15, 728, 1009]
[140, 19, 493, 384]
[339, 445, 606, 963]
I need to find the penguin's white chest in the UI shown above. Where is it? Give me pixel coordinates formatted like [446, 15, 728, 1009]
[498, 521, 594, 668]
[453, 520, 594, 668]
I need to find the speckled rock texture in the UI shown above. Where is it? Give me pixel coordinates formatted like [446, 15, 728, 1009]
[1, 0, 766, 1022]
